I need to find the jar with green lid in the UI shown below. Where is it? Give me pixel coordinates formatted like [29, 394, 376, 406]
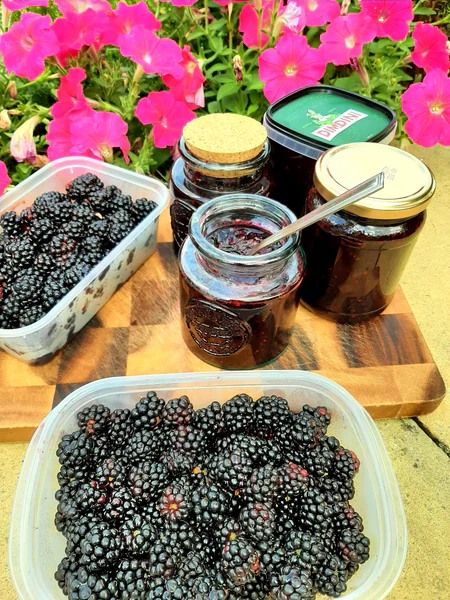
[170, 113, 271, 250]
[299, 142, 435, 323]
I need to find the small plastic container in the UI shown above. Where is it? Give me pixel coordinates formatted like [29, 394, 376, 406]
[0, 157, 169, 363]
[10, 370, 407, 600]
[264, 85, 397, 215]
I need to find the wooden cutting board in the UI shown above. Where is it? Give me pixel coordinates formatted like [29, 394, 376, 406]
[0, 210, 445, 441]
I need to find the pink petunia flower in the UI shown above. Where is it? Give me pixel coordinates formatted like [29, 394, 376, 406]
[411, 23, 450, 74]
[239, 0, 275, 49]
[104, 1, 160, 47]
[51, 68, 91, 119]
[3, 0, 48, 10]
[319, 13, 376, 66]
[259, 31, 326, 103]
[278, 1, 305, 34]
[162, 46, 205, 108]
[55, 0, 111, 15]
[0, 13, 59, 81]
[10, 116, 40, 163]
[360, 0, 413, 42]
[47, 116, 89, 160]
[401, 69, 450, 147]
[119, 27, 183, 78]
[135, 91, 196, 148]
[292, 0, 339, 27]
[0, 161, 11, 197]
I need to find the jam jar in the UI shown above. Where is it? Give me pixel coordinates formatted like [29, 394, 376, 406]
[179, 194, 305, 369]
[170, 113, 271, 250]
[300, 143, 435, 323]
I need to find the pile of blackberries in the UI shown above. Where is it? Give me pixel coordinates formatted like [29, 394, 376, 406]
[55, 392, 370, 599]
[0, 173, 156, 329]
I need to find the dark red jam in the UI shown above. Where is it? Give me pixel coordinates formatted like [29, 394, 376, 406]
[179, 196, 304, 369]
[300, 188, 426, 323]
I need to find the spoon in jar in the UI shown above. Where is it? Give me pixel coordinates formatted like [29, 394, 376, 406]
[249, 170, 385, 255]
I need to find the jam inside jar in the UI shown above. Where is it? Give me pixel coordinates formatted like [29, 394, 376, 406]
[179, 194, 305, 369]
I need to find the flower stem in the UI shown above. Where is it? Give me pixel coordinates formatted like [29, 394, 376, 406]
[204, 0, 208, 32]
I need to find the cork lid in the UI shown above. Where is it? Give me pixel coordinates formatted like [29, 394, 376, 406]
[183, 113, 267, 164]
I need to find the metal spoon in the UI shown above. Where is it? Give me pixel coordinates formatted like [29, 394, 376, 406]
[249, 171, 385, 255]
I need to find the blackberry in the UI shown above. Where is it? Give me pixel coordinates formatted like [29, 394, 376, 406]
[19, 207, 34, 232]
[88, 218, 110, 242]
[49, 200, 75, 225]
[126, 429, 163, 464]
[161, 449, 196, 475]
[162, 395, 193, 426]
[302, 405, 331, 430]
[228, 577, 267, 599]
[168, 425, 207, 460]
[332, 502, 363, 533]
[333, 447, 360, 481]
[3, 237, 35, 279]
[108, 408, 133, 448]
[207, 448, 254, 492]
[64, 260, 91, 288]
[72, 203, 96, 224]
[107, 209, 135, 245]
[1, 295, 21, 326]
[315, 554, 349, 597]
[159, 479, 192, 522]
[80, 235, 106, 265]
[108, 191, 133, 213]
[177, 550, 207, 580]
[94, 456, 128, 490]
[128, 461, 170, 503]
[303, 442, 334, 478]
[132, 197, 157, 223]
[239, 502, 276, 542]
[56, 430, 95, 473]
[33, 252, 54, 275]
[257, 539, 286, 575]
[223, 393, 254, 433]
[29, 217, 54, 243]
[61, 219, 85, 240]
[18, 303, 45, 327]
[77, 403, 110, 435]
[66, 173, 104, 202]
[244, 464, 282, 503]
[268, 565, 315, 600]
[49, 233, 77, 264]
[116, 558, 149, 598]
[292, 407, 327, 447]
[65, 512, 103, 555]
[160, 520, 207, 557]
[86, 185, 118, 213]
[79, 522, 122, 570]
[55, 555, 76, 594]
[9, 268, 44, 304]
[284, 530, 327, 575]
[221, 536, 260, 588]
[338, 528, 370, 565]
[281, 462, 309, 497]
[193, 401, 223, 439]
[299, 489, 333, 533]
[253, 395, 290, 436]
[217, 517, 242, 547]
[131, 391, 165, 429]
[32, 191, 66, 218]
[66, 566, 118, 599]
[188, 573, 227, 598]
[103, 487, 137, 523]
[148, 539, 181, 578]
[319, 476, 355, 503]
[121, 514, 156, 555]
[74, 481, 108, 513]
[0, 211, 21, 237]
[192, 482, 230, 527]
[274, 494, 300, 534]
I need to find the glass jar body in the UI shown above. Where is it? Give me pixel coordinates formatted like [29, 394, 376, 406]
[169, 145, 271, 250]
[300, 188, 426, 323]
[179, 196, 305, 369]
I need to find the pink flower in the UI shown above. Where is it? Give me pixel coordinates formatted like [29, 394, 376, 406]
[293, 0, 339, 27]
[135, 91, 196, 148]
[47, 116, 88, 160]
[259, 32, 326, 103]
[105, 1, 160, 47]
[10, 116, 40, 163]
[162, 46, 205, 108]
[319, 13, 376, 66]
[52, 9, 111, 66]
[55, 0, 111, 15]
[0, 161, 11, 197]
[0, 13, 58, 80]
[239, 1, 274, 49]
[278, 1, 305, 34]
[411, 23, 450, 73]
[51, 68, 90, 118]
[401, 69, 450, 147]
[360, 0, 413, 42]
[119, 27, 183, 77]
[3, 0, 48, 10]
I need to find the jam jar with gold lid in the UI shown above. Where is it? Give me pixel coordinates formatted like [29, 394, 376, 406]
[170, 113, 271, 250]
[300, 142, 435, 323]
[179, 194, 305, 369]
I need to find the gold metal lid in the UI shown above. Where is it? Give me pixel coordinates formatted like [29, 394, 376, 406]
[183, 113, 267, 164]
[314, 142, 435, 220]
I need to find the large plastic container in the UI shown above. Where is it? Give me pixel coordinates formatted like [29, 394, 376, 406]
[0, 157, 169, 363]
[9, 371, 407, 600]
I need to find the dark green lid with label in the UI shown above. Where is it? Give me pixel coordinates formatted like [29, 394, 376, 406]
[264, 85, 397, 160]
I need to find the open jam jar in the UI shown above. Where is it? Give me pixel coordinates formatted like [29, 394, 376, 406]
[179, 194, 305, 369]
[170, 113, 271, 250]
[300, 143, 435, 323]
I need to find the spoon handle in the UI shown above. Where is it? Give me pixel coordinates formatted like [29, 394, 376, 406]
[250, 171, 385, 255]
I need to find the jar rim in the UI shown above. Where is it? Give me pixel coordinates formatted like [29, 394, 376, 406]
[188, 193, 300, 266]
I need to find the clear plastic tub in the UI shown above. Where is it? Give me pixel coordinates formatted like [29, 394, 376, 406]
[0, 157, 169, 363]
[9, 370, 407, 600]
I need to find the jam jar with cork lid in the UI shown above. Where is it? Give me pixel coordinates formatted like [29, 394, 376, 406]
[179, 194, 305, 369]
[300, 142, 435, 323]
[169, 113, 271, 250]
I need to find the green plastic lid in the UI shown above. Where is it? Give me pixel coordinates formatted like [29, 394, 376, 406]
[264, 86, 397, 160]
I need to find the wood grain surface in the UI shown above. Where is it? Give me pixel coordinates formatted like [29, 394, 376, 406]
[0, 210, 445, 440]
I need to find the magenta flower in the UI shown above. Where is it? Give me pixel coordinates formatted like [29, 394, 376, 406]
[3, 0, 48, 10]
[51, 68, 90, 119]
[401, 69, 450, 147]
[411, 23, 450, 74]
[135, 91, 196, 148]
[163, 46, 205, 108]
[0, 161, 11, 197]
[0, 13, 58, 81]
[105, 1, 160, 46]
[360, 0, 413, 42]
[55, 0, 111, 15]
[239, 1, 274, 49]
[119, 27, 183, 78]
[47, 117, 89, 160]
[278, 2, 305, 34]
[319, 13, 376, 66]
[259, 32, 326, 103]
[293, 0, 339, 27]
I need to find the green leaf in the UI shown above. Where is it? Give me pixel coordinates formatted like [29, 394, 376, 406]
[207, 101, 221, 113]
[209, 37, 224, 53]
[205, 63, 230, 77]
[413, 7, 436, 15]
[332, 73, 362, 93]
[217, 82, 240, 101]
